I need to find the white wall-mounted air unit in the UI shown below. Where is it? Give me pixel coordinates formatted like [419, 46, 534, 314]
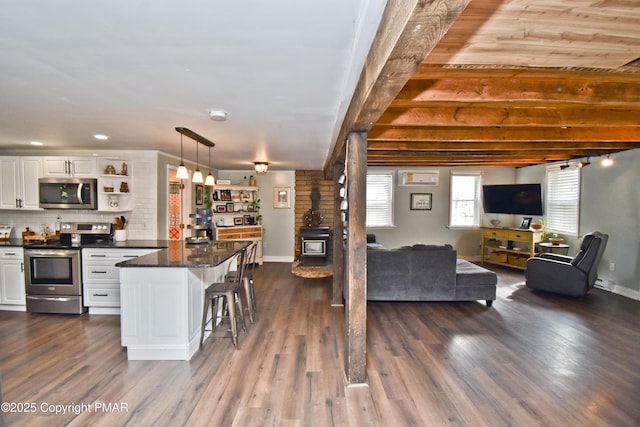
[398, 170, 439, 186]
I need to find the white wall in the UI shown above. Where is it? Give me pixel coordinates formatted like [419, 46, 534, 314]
[217, 170, 295, 262]
[367, 166, 515, 258]
[516, 148, 640, 299]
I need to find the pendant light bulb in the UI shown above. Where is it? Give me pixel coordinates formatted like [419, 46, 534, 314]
[601, 154, 614, 167]
[176, 134, 189, 179]
[205, 146, 215, 186]
[192, 139, 203, 183]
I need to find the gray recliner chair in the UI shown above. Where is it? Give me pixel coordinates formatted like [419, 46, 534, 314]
[525, 232, 608, 297]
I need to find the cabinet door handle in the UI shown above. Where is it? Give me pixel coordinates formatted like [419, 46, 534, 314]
[90, 254, 107, 257]
[123, 255, 138, 258]
[5, 252, 16, 256]
[93, 293, 109, 297]
[21, 262, 24, 272]
[91, 270, 108, 274]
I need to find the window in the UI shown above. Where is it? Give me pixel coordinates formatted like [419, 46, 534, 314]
[546, 165, 581, 235]
[449, 171, 482, 227]
[366, 171, 394, 227]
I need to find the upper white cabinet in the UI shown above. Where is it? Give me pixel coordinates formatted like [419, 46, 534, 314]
[43, 157, 97, 177]
[0, 157, 42, 210]
[97, 157, 132, 211]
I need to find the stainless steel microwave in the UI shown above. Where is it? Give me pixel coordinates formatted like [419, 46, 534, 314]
[38, 178, 98, 210]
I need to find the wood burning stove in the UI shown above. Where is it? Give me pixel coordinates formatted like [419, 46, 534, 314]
[299, 227, 330, 265]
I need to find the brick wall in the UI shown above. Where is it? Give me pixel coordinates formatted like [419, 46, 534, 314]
[294, 170, 335, 257]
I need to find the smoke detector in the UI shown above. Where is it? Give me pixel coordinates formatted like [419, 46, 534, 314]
[208, 110, 227, 121]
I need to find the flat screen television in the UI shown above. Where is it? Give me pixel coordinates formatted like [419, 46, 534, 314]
[482, 183, 543, 215]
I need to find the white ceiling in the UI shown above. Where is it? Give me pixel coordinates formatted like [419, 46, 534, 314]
[0, 0, 386, 170]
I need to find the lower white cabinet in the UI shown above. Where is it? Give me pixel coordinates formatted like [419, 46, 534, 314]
[82, 248, 159, 315]
[0, 247, 26, 311]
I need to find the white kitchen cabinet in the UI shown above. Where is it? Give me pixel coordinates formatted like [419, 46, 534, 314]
[0, 247, 26, 310]
[42, 157, 96, 177]
[82, 248, 160, 314]
[0, 157, 42, 210]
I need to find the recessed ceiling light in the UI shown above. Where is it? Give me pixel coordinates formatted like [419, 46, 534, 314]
[93, 134, 109, 140]
[30, 141, 43, 146]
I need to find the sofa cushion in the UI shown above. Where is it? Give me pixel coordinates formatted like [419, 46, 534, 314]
[455, 259, 497, 287]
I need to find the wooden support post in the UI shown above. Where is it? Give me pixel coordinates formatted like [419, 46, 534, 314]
[344, 131, 367, 384]
[332, 161, 345, 306]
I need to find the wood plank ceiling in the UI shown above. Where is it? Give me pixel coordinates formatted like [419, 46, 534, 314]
[364, 0, 640, 168]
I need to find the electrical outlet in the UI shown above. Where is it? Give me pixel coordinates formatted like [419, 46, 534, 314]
[609, 262, 615, 271]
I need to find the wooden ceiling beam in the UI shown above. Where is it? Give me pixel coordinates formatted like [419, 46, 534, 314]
[395, 78, 640, 104]
[378, 105, 640, 126]
[368, 141, 640, 151]
[368, 125, 640, 142]
[324, 0, 471, 174]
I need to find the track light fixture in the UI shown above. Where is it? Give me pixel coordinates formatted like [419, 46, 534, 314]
[560, 162, 571, 170]
[578, 157, 591, 168]
[601, 154, 614, 167]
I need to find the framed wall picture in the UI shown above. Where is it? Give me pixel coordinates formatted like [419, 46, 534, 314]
[410, 193, 432, 210]
[216, 205, 226, 213]
[195, 185, 204, 206]
[243, 215, 253, 225]
[226, 202, 235, 213]
[274, 187, 291, 209]
[234, 217, 243, 225]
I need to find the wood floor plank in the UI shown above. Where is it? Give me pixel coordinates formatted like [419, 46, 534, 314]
[1, 262, 639, 426]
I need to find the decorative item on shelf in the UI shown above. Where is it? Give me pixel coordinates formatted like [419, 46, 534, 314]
[104, 164, 116, 175]
[121, 162, 128, 176]
[530, 223, 543, 230]
[490, 218, 501, 227]
[247, 199, 261, 224]
[520, 217, 532, 229]
[119, 182, 129, 193]
[108, 196, 119, 209]
[549, 237, 565, 245]
[249, 175, 256, 186]
[104, 186, 114, 193]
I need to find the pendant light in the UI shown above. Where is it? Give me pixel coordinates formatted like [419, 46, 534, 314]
[205, 146, 215, 186]
[192, 139, 203, 183]
[176, 134, 189, 179]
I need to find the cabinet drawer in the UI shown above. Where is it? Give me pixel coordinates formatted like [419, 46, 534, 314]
[507, 230, 529, 241]
[0, 248, 24, 259]
[483, 229, 509, 239]
[84, 264, 120, 281]
[84, 287, 120, 306]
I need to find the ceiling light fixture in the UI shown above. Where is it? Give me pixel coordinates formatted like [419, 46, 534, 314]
[93, 134, 109, 140]
[192, 139, 203, 183]
[30, 141, 43, 146]
[601, 154, 614, 167]
[205, 146, 215, 186]
[176, 133, 189, 179]
[254, 162, 269, 174]
[209, 110, 227, 121]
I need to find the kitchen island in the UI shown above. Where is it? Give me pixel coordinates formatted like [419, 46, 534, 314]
[117, 240, 250, 361]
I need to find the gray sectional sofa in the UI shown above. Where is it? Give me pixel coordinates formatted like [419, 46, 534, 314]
[366, 244, 497, 306]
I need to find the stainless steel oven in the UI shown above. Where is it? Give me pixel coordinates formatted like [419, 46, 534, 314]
[24, 248, 84, 314]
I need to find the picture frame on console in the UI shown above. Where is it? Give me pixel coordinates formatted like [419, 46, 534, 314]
[520, 217, 532, 229]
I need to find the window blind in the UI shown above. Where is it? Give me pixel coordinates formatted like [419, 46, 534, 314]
[546, 165, 581, 235]
[366, 172, 394, 227]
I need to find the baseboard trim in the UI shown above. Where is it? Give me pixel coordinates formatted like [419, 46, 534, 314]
[263, 255, 295, 263]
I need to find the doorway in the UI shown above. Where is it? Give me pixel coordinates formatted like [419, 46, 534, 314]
[168, 168, 191, 240]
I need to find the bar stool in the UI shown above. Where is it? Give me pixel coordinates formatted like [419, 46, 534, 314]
[228, 242, 258, 322]
[200, 247, 247, 349]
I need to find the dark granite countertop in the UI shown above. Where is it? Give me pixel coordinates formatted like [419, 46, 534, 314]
[116, 240, 251, 268]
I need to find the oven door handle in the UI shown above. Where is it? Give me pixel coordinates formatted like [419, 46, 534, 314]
[77, 183, 84, 204]
[26, 295, 77, 302]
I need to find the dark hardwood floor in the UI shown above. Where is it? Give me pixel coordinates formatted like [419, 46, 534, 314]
[0, 263, 638, 426]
